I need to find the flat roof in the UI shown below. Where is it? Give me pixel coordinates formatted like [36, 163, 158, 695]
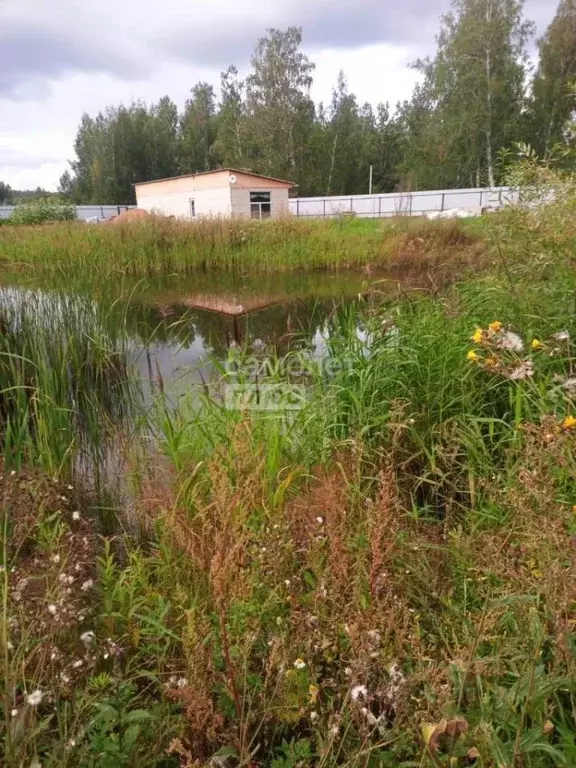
[134, 168, 296, 188]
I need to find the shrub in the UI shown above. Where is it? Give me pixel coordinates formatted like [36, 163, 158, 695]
[9, 197, 76, 226]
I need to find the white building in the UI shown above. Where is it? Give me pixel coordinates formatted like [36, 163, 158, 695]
[134, 168, 295, 220]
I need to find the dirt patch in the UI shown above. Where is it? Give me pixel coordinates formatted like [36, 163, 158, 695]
[107, 208, 151, 225]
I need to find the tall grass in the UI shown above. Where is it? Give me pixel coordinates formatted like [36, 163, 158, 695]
[0, 215, 484, 277]
[0, 287, 139, 479]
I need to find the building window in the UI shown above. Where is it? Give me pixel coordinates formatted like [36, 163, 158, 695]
[250, 191, 271, 219]
[189, 199, 196, 218]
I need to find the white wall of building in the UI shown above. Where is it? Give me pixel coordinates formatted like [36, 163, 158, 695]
[137, 186, 232, 218]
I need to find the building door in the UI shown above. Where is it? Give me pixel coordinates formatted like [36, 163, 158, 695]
[250, 191, 271, 219]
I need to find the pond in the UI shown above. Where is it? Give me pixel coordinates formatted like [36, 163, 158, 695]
[0, 268, 413, 502]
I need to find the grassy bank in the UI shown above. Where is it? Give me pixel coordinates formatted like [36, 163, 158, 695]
[0, 215, 485, 278]
[2, 188, 576, 766]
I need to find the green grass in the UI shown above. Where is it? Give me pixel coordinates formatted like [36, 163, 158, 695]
[2, 192, 576, 766]
[0, 215, 485, 278]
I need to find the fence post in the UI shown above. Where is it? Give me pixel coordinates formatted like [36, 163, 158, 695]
[409, 194, 413, 217]
[100, 206, 104, 218]
[378, 196, 381, 218]
[296, 198, 300, 218]
[323, 199, 326, 219]
[350, 198, 353, 213]
[441, 193, 445, 212]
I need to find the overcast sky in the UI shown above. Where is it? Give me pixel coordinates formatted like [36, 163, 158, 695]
[0, 0, 559, 191]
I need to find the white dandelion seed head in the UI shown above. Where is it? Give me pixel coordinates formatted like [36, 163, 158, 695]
[350, 684, 368, 702]
[506, 361, 534, 380]
[497, 331, 524, 352]
[26, 689, 43, 707]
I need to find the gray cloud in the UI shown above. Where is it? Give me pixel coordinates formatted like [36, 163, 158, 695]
[0, 0, 562, 97]
[0, 22, 142, 97]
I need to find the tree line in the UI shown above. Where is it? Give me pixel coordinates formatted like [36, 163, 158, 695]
[40, 0, 576, 203]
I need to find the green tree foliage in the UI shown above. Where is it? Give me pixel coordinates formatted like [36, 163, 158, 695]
[531, 0, 576, 157]
[0, 182, 13, 204]
[402, 0, 533, 188]
[60, 2, 575, 203]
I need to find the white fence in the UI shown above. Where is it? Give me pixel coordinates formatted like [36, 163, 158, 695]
[0, 187, 521, 222]
[289, 186, 519, 219]
[0, 204, 135, 221]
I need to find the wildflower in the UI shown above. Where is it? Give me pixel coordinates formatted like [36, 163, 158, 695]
[496, 331, 524, 352]
[293, 658, 306, 670]
[26, 689, 43, 707]
[562, 415, 576, 430]
[507, 361, 534, 381]
[80, 631, 95, 647]
[309, 684, 319, 704]
[316, 516, 324, 524]
[11, 708, 18, 717]
[284, 579, 291, 587]
[471, 328, 483, 344]
[553, 330, 570, 342]
[350, 684, 368, 702]
[72, 511, 81, 521]
[488, 321, 503, 333]
[47, 604, 57, 615]
[81, 579, 93, 592]
[467, 350, 478, 361]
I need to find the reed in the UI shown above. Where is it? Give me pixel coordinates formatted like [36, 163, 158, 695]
[0, 215, 483, 278]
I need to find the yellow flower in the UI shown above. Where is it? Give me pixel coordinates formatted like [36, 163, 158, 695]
[531, 338, 542, 350]
[562, 415, 576, 430]
[489, 321, 503, 333]
[471, 328, 483, 344]
[467, 350, 478, 361]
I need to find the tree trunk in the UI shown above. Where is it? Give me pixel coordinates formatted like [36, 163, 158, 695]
[326, 127, 339, 196]
[484, 1, 495, 187]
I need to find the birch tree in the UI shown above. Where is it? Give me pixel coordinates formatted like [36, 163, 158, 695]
[405, 0, 533, 188]
[531, 0, 576, 157]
